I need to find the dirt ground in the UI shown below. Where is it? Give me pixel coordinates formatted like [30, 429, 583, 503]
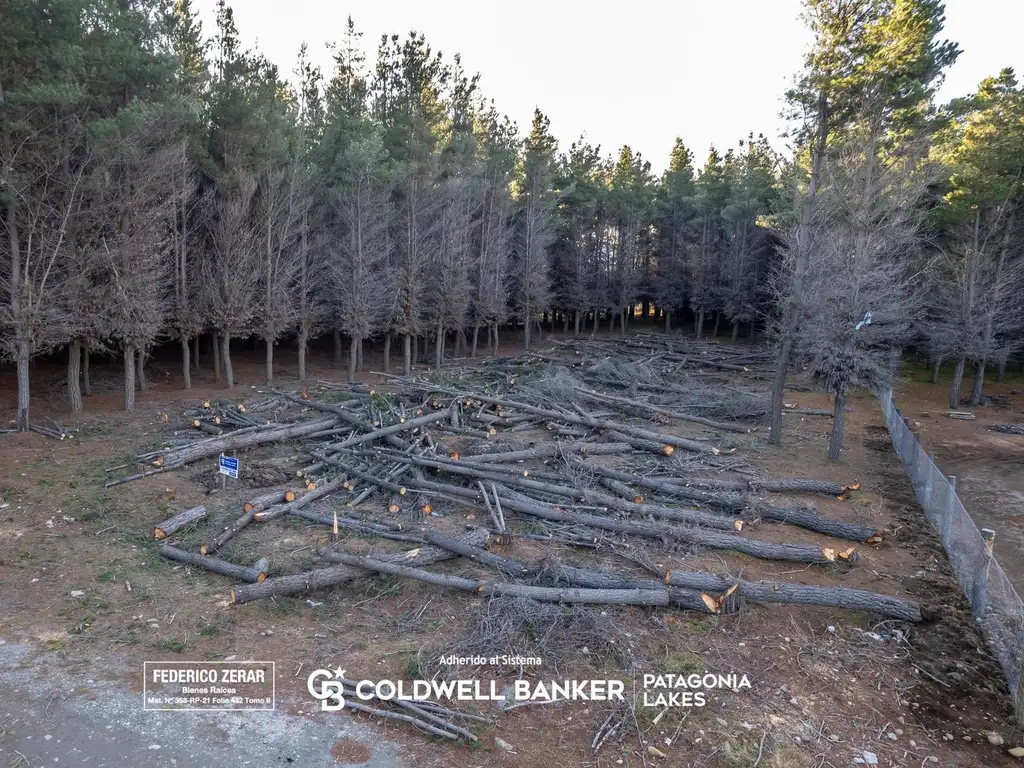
[2, 333, 1024, 768]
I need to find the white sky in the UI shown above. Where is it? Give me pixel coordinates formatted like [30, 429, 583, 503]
[203, 0, 1024, 173]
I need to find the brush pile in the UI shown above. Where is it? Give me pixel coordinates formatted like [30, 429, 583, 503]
[107, 333, 922, 739]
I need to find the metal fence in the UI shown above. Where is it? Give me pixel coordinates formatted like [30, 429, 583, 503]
[878, 387, 1024, 724]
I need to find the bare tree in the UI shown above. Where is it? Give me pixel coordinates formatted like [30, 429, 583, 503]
[333, 132, 394, 382]
[0, 105, 89, 429]
[255, 166, 302, 385]
[203, 169, 260, 389]
[431, 174, 474, 366]
[792, 123, 929, 460]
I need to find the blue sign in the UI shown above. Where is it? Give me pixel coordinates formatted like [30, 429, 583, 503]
[219, 455, 239, 479]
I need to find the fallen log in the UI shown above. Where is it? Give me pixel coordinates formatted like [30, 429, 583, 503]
[279, 392, 414, 452]
[576, 387, 752, 434]
[231, 527, 489, 604]
[107, 418, 337, 487]
[254, 476, 347, 522]
[390, 380, 722, 455]
[154, 505, 207, 540]
[243, 489, 296, 513]
[758, 504, 880, 543]
[331, 464, 848, 565]
[323, 408, 452, 453]
[570, 460, 745, 510]
[158, 544, 267, 582]
[653, 568, 920, 622]
[201, 510, 254, 556]
[330, 552, 672, 606]
[461, 441, 634, 463]
[354, 450, 742, 531]
[420, 530, 720, 613]
[605, 430, 676, 456]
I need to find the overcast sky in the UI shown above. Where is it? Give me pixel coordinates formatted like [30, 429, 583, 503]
[199, 0, 1024, 172]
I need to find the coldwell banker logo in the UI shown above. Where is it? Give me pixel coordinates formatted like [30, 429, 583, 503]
[306, 666, 625, 710]
[307, 666, 347, 711]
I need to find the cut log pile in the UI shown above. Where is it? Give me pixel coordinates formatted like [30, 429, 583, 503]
[106, 334, 919, 659]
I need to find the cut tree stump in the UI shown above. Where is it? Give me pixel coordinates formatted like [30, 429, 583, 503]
[154, 505, 207, 540]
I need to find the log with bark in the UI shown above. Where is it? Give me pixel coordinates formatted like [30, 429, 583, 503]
[322, 408, 452, 453]
[757, 504, 881, 543]
[201, 510, 255, 556]
[243, 489, 297, 513]
[328, 464, 852, 565]
[342, 450, 743, 531]
[154, 505, 207, 540]
[383, 380, 722, 455]
[461, 441, 634, 464]
[419, 530, 723, 613]
[107, 417, 337, 487]
[231, 527, 489, 604]
[158, 544, 268, 582]
[651, 567, 920, 622]
[253, 476, 347, 522]
[329, 553, 672, 606]
[576, 386, 753, 434]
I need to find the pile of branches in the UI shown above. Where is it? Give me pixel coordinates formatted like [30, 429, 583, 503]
[106, 335, 924, 739]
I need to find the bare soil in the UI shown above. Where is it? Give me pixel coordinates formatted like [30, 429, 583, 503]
[2, 334, 1023, 767]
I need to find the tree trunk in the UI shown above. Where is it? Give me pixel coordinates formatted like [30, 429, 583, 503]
[221, 332, 234, 389]
[620, 309, 626, 335]
[664, 310, 671, 332]
[212, 332, 222, 384]
[124, 346, 136, 412]
[574, 311, 581, 336]
[435, 320, 444, 369]
[265, 338, 274, 385]
[642, 299, 650, 320]
[731, 320, 739, 342]
[68, 339, 83, 414]
[827, 389, 846, 462]
[403, 334, 412, 376]
[333, 328, 342, 367]
[357, 340, 363, 371]
[193, 335, 200, 372]
[949, 356, 966, 409]
[930, 358, 940, 384]
[609, 311, 617, 334]
[997, 358, 1006, 383]
[181, 337, 192, 390]
[348, 336, 359, 384]
[491, 322, 499, 356]
[713, 312, 721, 337]
[471, 324, 480, 357]
[695, 310, 705, 339]
[412, 334, 419, 365]
[82, 344, 91, 396]
[297, 325, 309, 382]
[232, 528, 489, 604]
[968, 360, 986, 406]
[159, 544, 265, 584]
[154, 505, 208, 540]
[770, 93, 828, 446]
[524, 299, 531, 349]
[136, 348, 148, 392]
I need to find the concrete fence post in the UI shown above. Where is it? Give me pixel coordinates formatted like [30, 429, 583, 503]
[943, 475, 956, 543]
[924, 453, 936, 512]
